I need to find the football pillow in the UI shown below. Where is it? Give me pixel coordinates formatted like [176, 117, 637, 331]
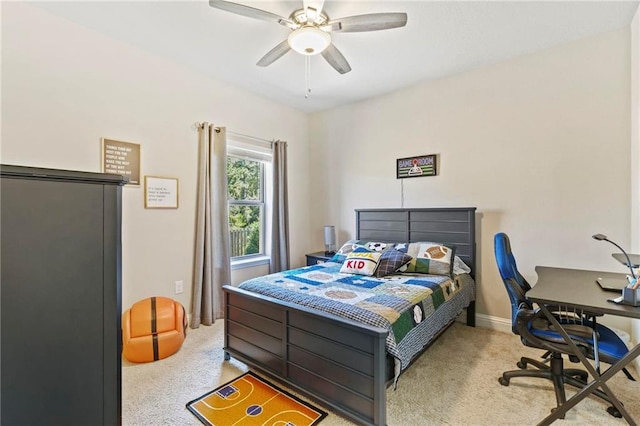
[414, 243, 456, 276]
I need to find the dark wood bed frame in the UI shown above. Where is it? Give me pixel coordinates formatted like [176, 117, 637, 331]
[223, 207, 477, 426]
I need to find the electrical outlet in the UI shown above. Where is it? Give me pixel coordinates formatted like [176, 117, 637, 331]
[175, 280, 184, 294]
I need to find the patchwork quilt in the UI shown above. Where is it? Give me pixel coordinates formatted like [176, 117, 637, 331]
[238, 261, 474, 371]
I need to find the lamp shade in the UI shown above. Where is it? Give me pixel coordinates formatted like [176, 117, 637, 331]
[323, 225, 336, 254]
[287, 27, 331, 55]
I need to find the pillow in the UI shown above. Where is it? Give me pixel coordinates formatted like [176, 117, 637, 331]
[339, 246, 383, 276]
[362, 241, 390, 252]
[414, 243, 456, 276]
[375, 248, 413, 278]
[394, 242, 456, 276]
[330, 240, 360, 263]
[453, 256, 472, 275]
[330, 240, 389, 263]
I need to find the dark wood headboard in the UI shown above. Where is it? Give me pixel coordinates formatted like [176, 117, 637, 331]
[355, 207, 477, 277]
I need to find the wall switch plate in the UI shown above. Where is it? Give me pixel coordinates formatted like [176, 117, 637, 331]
[175, 280, 184, 294]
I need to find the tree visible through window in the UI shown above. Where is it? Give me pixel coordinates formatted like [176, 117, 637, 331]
[227, 155, 264, 258]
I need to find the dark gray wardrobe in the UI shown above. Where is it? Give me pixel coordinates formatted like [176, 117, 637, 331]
[1, 164, 125, 425]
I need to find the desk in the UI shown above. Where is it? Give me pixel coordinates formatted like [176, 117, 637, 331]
[528, 266, 640, 425]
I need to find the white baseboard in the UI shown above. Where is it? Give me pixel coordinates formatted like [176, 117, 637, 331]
[456, 310, 512, 334]
[475, 313, 513, 334]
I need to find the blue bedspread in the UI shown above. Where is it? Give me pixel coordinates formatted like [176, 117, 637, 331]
[238, 261, 475, 370]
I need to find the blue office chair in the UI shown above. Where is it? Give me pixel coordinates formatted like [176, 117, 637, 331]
[494, 232, 632, 417]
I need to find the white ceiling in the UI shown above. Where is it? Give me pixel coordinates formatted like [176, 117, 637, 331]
[31, 1, 639, 113]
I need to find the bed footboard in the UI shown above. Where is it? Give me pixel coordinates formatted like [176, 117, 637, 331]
[223, 285, 388, 426]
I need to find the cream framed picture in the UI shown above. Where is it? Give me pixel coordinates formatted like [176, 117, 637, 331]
[144, 176, 179, 209]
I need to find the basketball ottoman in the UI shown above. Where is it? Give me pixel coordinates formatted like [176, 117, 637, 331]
[122, 296, 187, 363]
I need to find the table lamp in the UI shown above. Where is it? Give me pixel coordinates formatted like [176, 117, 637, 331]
[592, 234, 640, 306]
[324, 225, 336, 255]
[592, 234, 637, 279]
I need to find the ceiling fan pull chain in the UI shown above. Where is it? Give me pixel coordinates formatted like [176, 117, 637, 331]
[305, 55, 311, 99]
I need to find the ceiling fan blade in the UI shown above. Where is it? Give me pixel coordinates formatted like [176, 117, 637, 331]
[208, 0, 295, 28]
[328, 12, 407, 32]
[321, 43, 351, 74]
[256, 40, 291, 67]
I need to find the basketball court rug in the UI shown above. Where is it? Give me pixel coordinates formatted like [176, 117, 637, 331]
[186, 371, 327, 426]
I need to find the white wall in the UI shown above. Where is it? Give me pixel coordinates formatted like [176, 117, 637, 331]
[309, 28, 632, 326]
[2, 2, 636, 333]
[1, 3, 312, 311]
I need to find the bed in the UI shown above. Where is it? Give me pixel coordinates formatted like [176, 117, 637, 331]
[223, 207, 477, 426]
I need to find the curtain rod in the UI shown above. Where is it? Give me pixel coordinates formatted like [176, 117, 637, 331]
[194, 122, 273, 145]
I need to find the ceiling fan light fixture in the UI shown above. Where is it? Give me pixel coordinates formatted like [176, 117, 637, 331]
[287, 27, 331, 55]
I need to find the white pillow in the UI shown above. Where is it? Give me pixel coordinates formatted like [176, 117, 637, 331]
[453, 256, 472, 275]
[340, 248, 383, 276]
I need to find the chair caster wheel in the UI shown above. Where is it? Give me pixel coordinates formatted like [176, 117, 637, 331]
[517, 361, 527, 369]
[574, 372, 588, 382]
[607, 406, 622, 418]
[498, 377, 509, 386]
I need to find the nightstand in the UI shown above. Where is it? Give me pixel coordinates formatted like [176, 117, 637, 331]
[305, 251, 334, 266]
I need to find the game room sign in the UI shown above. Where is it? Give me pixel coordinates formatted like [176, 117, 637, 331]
[396, 154, 437, 179]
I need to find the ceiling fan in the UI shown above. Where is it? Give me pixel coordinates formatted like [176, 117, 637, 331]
[208, 0, 408, 75]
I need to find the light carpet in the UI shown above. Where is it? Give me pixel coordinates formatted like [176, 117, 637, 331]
[123, 320, 640, 425]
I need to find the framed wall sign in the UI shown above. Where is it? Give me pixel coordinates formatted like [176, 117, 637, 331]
[144, 176, 179, 209]
[396, 154, 437, 179]
[101, 138, 141, 185]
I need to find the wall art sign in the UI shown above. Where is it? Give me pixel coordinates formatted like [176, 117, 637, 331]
[102, 138, 141, 185]
[396, 154, 437, 179]
[145, 176, 179, 209]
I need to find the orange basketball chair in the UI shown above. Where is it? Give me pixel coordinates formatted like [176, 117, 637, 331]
[122, 296, 187, 363]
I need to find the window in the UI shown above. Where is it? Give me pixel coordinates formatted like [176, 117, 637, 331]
[227, 156, 264, 257]
[227, 139, 272, 264]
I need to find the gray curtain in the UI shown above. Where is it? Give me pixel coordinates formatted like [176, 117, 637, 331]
[269, 140, 290, 273]
[191, 123, 231, 328]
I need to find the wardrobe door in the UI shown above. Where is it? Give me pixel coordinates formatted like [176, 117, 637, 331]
[1, 177, 109, 425]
